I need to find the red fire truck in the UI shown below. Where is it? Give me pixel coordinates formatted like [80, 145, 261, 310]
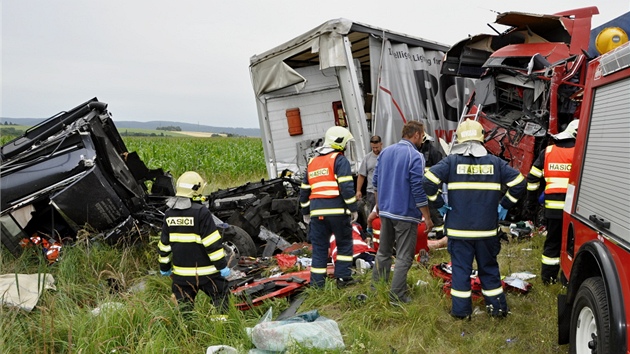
[557, 40, 630, 353]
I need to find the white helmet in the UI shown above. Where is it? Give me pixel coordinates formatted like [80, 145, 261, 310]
[551, 119, 579, 140]
[175, 171, 207, 198]
[456, 119, 485, 143]
[324, 126, 354, 151]
[422, 130, 435, 143]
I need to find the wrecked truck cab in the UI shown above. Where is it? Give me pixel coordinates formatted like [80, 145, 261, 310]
[441, 7, 600, 186]
[0, 98, 174, 257]
[0, 98, 306, 264]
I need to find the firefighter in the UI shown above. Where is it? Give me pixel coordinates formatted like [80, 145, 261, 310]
[526, 119, 578, 284]
[423, 119, 526, 318]
[158, 171, 231, 314]
[300, 126, 359, 288]
[421, 131, 446, 240]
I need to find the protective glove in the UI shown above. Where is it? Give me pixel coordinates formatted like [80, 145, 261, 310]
[160, 269, 172, 276]
[437, 204, 452, 216]
[219, 267, 231, 278]
[351, 211, 358, 222]
[303, 214, 311, 224]
[498, 204, 508, 220]
[538, 192, 545, 206]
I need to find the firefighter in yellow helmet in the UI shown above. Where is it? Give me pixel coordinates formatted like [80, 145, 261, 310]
[299, 126, 359, 288]
[423, 119, 526, 318]
[158, 171, 231, 314]
[526, 119, 578, 284]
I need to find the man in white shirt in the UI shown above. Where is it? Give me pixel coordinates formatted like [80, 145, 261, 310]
[356, 135, 382, 216]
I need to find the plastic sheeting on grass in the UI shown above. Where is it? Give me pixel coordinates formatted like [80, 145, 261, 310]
[0, 273, 56, 311]
[247, 308, 344, 352]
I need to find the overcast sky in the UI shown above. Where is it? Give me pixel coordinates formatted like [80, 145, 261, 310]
[2, 1, 628, 129]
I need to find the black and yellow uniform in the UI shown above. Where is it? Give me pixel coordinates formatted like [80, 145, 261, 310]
[423, 153, 525, 317]
[527, 139, 575, 283]
[421, 141, 445, 237]
[158, 199, 229, 312]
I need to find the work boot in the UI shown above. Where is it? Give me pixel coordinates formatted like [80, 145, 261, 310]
[451, 313, 472, 321]
[336, 277, 360, 289]
[486, 304, 510, 318]
[389, 293, 412, 306]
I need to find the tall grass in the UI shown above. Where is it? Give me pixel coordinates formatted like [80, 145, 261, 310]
[1, 233, 566, 353]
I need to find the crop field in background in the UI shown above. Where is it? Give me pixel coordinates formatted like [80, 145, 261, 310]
[123, 136, 268, 190]
[0, 132, 267, 189]
[0, 133, 568, 353]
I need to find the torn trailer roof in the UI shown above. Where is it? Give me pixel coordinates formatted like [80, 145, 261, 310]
[249, 18, 449, 96]
[249, 18, 466, 180]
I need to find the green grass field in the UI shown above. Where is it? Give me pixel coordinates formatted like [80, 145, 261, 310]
[0, 135, 567, 353]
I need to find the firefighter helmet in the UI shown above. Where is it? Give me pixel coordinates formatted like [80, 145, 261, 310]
[423, 130, 435, 143]
[552, 119, 579, 140]
[175, 171, 207, 198]
[324, 126, 354, 151]
[456, 119, 484, 143]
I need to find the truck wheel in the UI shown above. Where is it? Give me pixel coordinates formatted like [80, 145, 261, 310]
[569, 277, 611, 354]
[221, 225, 258, 267]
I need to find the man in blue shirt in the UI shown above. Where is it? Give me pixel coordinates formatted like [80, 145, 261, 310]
[372, 121, 434, 304]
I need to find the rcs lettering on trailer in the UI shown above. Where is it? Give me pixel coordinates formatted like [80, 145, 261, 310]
[456, 164, 494, 175]
[166, 217, 195, 226]
[547, 163, 572, 171]
[309, 168, 330, 179]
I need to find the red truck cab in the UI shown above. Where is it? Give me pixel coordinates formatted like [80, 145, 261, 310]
[557, 40, 630, 353]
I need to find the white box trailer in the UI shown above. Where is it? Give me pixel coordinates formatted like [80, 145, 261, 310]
[250, 18, 470, 179]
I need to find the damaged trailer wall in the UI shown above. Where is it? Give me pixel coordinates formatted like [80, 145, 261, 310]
[250, 18, 472, 180]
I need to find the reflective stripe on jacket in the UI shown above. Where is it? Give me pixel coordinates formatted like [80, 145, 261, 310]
[158, 202, 227, 285]
[423, 153, 525, 239]
[308, 152, 340, 199]
[526, 139, 575, 219]
[299, 151, 357, 217]
[543, 145, 574, 195]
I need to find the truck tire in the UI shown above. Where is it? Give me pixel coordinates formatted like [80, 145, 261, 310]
[221, 225, 257, 267]
[569, 277, 611, 354]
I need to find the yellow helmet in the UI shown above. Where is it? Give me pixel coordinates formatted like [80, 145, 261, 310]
[595, 27, 629, 55]
[324, 126, 354, 151]
[175, 171, 207, 198]
[456, 119, 484, 143]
